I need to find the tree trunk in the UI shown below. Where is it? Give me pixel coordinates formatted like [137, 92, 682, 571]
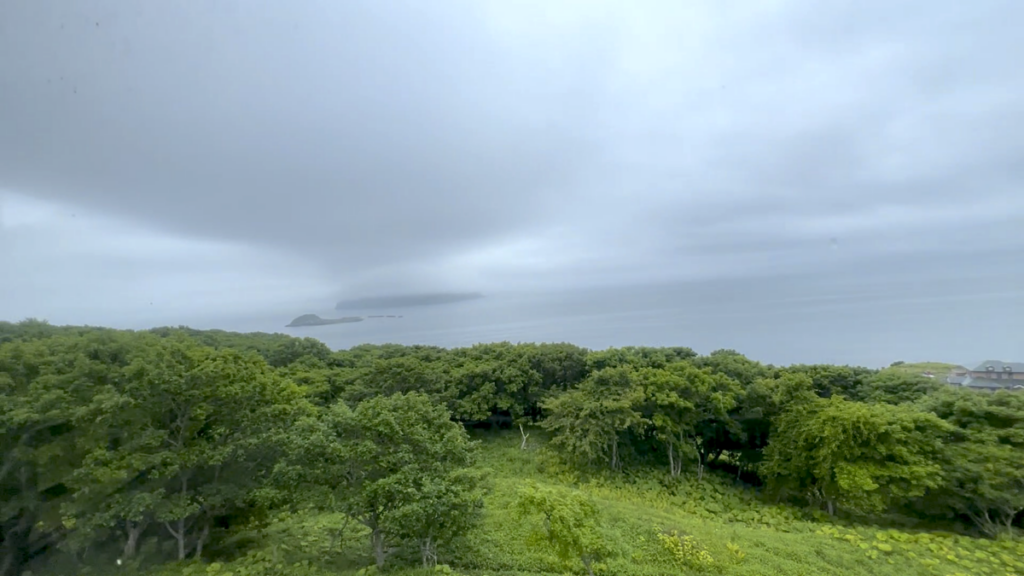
[329, 516, 352, 551]
[691, 437, 704, 481]
[420, 536, 437, 568]
[163, 518, 187, 560]
[174, 519, 186, 561]
[519, 424, 530, 450]
[668, 443, 683, 477]
[1, 514, 28, 576]
[1002, 508, 1019, 532]
[825, 499, 835, 517]
[165, 475, 191, 560]
[582, 555, 595, 576]
[123, 519, 146, 559]
[1, 512, 62, 576]
[371, 527, 387, 569]
[194, 522, 210, 560]
[0, 549, 15, 576]
[610, 440, 619, 470]
[0, 536, 19, 576]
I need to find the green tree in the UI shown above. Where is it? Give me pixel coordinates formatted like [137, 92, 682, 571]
[276, 355, 352, 405]
[693, 349, 770, 387]
[0, 335, 126, 576]
[634, 367, 700, 477]
[446, 343, 543, 424]
[65, 336, 306, 561]
[763, 396, 952, 515]
[785, 364, 875, 399]
[859, 370, 942, 405]
[339, 356, 455, 409]
[634, 363, 738, 478]
[388, 466, 487, 567]
[276, 392, 484, 569]
[916, 389, 1024, 535]
[513, 483, 608, 576]
[586, 346, 696, 373]
[518, 343, 591, 419]
[688, 369, 744, 475]
[541, 367, 644, 470]
[265, 336, 332, 368]
[730, 372, 818, 471]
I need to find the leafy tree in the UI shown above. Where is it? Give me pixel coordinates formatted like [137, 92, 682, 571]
[541, 367, 644, 470]
[337, 343, 449, 367]
[276, 355, 352, 405]
[693, 349, 770, 387]
[339, 356, 455, 409]
[0, 335, 126, 576]
[513, 483, 608, 576]
[784, 364, 875, 399]
[64, 336, 307, 561]
[518, 343, 591, 419]
[586, 346, 696, 373]
[0, 318, 81, 344]
[276, 392, 484, 569]
[586, 348, 641, 372]
[149, 327, 298, 365]
[762, 396, 952, 515]
[520, 343, 590, 392]
[634, 367, 701, 476]
[265, 337, 333, 368]
[634, 363, 737, 478]
[388, 466, 487, 567]
[858, 370, 942, 405]
[676, 367, 744, 476]
[446, 343, 543, 424]
[915, 389, 1024, 535]
[728, 372, 818, 474]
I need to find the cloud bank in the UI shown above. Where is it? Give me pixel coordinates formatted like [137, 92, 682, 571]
[1, 0, 1022, 324]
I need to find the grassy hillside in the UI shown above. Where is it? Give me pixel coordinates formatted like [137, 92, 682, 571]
[188, 431, 1023, 576]
[884, 361, 961, 378]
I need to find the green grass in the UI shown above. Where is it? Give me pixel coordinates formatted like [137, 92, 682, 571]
[146, 431, 1022, 576]
[884, 362, 962, 378]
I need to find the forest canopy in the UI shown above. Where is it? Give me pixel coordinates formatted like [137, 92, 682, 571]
[0, 319, 1021, 576]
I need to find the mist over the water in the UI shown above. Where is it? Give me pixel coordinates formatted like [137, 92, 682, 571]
[196, 252, 1024, 369]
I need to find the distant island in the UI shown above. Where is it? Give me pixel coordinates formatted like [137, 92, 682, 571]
[286, 314, 364, 327]
[335, 292, 483, 311]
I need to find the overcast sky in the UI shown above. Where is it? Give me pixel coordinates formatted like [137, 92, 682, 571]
[1, 0, 1023, 327]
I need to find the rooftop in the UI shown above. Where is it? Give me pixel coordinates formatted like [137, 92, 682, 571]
[970, 360, 1024, 373]
[961, 376, 1024, 390]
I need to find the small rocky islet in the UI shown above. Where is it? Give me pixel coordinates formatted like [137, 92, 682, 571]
[288, 292, 481, 328]
[285, 313, 402, 328]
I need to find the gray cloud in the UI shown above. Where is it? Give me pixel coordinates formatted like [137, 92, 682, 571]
[2, 0, 1023, 313]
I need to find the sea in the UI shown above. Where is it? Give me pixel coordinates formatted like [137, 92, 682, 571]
[195, 256, 1024, 369]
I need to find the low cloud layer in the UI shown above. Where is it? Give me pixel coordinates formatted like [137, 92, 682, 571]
[2, 0, 1023, 324]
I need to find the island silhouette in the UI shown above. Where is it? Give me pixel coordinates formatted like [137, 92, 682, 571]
[334, 292, 483, 310]
[286, 314, 363, 327]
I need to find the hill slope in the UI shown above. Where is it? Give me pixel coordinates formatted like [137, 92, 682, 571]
[197, 431, 1023, 576]
[884, 361, 960, 377]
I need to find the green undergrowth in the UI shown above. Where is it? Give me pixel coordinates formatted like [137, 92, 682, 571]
[138, 430, 1020, 576]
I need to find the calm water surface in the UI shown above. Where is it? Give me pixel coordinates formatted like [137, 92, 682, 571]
[199, 262, 1024, 368]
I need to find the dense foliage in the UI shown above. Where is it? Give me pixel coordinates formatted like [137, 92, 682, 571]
[0, 319, 1021, 576]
